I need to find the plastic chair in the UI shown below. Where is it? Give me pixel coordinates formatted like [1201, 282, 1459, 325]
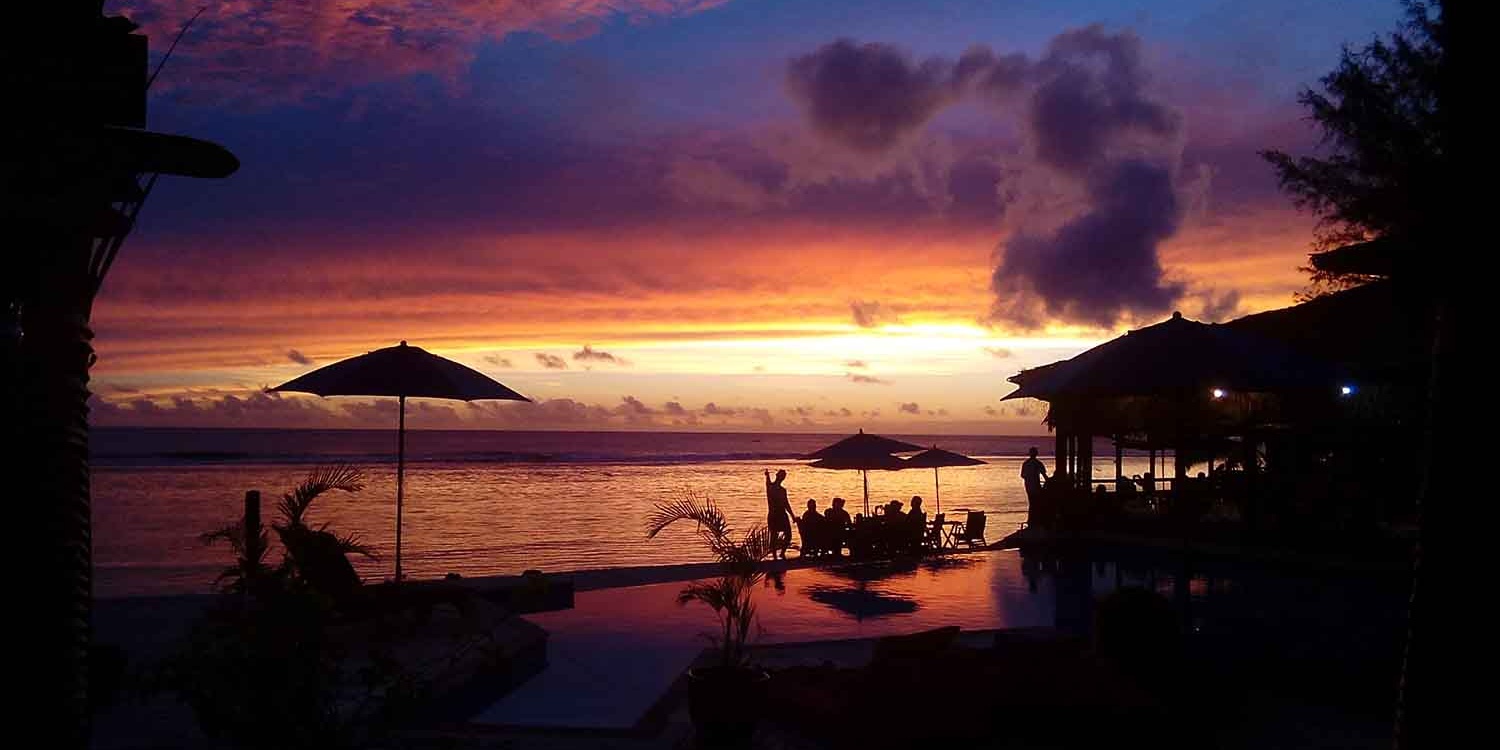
[952, 511, 987, 547]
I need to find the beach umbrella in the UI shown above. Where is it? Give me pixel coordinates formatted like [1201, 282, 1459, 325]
[903, 447, 986, 514]
[804, 430, 923, 515]
[272, 341, 529, 581]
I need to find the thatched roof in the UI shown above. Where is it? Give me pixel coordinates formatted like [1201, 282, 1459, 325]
[1309, 236, 1402, 278]
[1225, 280, 1430, 382]
[1005, 312, 1341, 402]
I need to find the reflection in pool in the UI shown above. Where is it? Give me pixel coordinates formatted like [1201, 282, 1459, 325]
[475, 548, 1407, 730]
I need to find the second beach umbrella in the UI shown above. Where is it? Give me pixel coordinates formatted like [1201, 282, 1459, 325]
[272, 341, 529, 581]
[903, 447, 986, 514]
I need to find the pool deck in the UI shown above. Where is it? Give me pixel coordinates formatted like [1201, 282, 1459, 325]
[93, 542, 1405, 749]
[404, 629, 1012, 749]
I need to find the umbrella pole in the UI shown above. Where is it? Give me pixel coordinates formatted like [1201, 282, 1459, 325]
[934, 468, 940, 514]
[862, 470, 869, 516]
[396, 395, 405, 583]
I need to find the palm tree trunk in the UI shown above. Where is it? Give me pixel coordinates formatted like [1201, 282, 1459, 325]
[12, 233, 98, 749]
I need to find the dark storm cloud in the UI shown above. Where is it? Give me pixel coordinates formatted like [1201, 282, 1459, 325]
[536, 353, 568, 369]
[945, 157, 1011, 222]
[286, 349, 312, 365]
[990, 28, 1188, 327]
[1026, 26, 1181, 174]
[785, 40, 1031, 154]
[992, 159, 1185, 327]
[785, 40, 959, 154]
[788, 27, 1190, 328]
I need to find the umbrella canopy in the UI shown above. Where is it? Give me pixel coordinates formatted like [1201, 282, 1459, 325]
[903, 447, 987, 514]
[808, 454, 908, 471]
[272, 340, 527, 401]
[804, 430, 923, 515]
[804, 429, 925, 460]
[272, 341, 529, 581]
[1004, 312, 1341, 402]
[904, 447, 986, 469]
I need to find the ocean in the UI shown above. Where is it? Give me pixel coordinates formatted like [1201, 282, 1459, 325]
[91, 428, 1153, 597]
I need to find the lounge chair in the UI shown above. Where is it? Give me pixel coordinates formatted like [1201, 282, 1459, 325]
[951, 511, 987, 548]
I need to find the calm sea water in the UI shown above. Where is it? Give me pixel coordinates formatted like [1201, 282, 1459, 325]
[91, 428, 1153, 597]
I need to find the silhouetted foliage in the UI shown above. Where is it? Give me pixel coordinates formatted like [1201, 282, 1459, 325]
[1261, 1, 1447, 298]
[646, 493, 773, 667]
[163, 466, 420, 749]
[202, 464, 374, 597]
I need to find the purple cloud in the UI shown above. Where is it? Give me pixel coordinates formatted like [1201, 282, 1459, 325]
[788, 27, 1191, 329]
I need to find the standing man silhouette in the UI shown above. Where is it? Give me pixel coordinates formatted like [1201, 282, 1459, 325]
[765, 469, 795, 559]
[1021, 447, 1049, 527]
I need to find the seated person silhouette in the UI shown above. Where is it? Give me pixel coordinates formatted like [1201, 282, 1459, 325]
[907, 496, 927, 552]
[824, 497, 852, 557]
[800, 499, 825, 556]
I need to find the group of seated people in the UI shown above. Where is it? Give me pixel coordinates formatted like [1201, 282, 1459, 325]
[796, 497, 853, 558]
[796, 495, 932, 558]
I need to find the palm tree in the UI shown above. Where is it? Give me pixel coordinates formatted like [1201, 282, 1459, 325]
[646, 494, 774, 668]
[204, 465, 376, 596]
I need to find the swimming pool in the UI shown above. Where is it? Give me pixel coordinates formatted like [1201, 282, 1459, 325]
[474, 548, 1409, 729]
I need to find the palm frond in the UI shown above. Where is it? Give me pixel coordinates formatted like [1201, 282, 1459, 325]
[645, 493, 729, 542]
[677, 579, 734, 612]
[335, 531, 378, 560]
[278, 464, 365, 528]
[201, 523, 247, 554]
[647, 490, 773, 668]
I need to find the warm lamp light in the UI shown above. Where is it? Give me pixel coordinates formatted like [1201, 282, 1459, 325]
[1211, 388, 1226, 400]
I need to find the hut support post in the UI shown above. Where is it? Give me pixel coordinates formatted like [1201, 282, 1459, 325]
[1078, 433, 1093, 490]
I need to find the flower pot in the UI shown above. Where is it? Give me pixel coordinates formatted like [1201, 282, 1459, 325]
[686, 665, 770, 747]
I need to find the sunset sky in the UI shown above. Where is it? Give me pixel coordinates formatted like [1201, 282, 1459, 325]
[93, 0, 1401, 434]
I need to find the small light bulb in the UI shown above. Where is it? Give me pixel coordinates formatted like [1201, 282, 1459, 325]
[1340, 385, 1354, 396]
[1211, 388, 1226, 400]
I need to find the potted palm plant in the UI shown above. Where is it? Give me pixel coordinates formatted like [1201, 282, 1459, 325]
[646, 493, 775, 746]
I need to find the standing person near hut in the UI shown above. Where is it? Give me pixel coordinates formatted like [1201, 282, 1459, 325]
[1022, 447, 1049, 527]
[765, 469, 795, 559]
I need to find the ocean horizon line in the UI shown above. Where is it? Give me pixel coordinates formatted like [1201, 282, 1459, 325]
[91, 425, 1054, 438]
